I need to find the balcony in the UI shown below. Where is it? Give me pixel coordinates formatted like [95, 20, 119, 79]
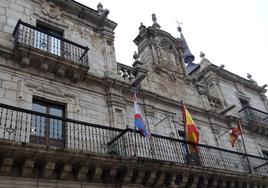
[12, 20, 89, 82]
[239, 105, 268, 135]
[0, 102, 267, 185]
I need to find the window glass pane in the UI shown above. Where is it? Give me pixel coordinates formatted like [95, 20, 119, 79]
[49, 106, 63, 117]
[31, 101, 46, 137]
[32, 102, 46, 113]
[49, 105, 64, 139]
[49, 118, 62, 139]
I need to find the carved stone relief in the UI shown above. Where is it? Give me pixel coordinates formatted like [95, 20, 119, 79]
[235, 82, 246, 95]
[42, 0, 62, 20]
[151, 38, 183, 80]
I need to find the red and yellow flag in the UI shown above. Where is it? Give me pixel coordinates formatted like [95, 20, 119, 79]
[182, 103, 200, 153]
[229, 121, 242, 147]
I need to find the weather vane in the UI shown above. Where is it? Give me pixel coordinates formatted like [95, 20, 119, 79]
[176, 20, 182, 32]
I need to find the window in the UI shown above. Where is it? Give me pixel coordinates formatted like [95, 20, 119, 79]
[115, 108, 125, 129]
[30, 99, 65, 147]
[262, 150, 268, 158]
[239, 98, 249, 108]
[239, 98, 256, 122]
[34, 21, 63, 56]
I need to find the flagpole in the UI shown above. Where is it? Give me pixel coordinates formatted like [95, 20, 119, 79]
[134, 91, 137, 156]
[181, 100, 190, 165]
[238, 121, 252, 174]
[215, 129, 229, 140]
[172, 116, 180, 139]
[153, 114, 170, 127]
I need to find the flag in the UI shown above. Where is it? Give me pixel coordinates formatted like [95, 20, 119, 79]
[134, 95, 151, 137]
[229, 121, 242, 147]
[182, 102, 200, 153]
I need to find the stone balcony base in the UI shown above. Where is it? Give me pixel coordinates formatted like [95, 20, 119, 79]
[0, 140, 267, 188]
[14, 44, 89, 82]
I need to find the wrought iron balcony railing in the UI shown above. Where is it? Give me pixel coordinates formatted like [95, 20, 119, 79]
[0, 103, 267, 176]
[239, 105, 268, 127]
[13, 19, 89, 66]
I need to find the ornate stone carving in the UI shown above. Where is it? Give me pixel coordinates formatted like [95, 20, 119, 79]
[42, 0, 62, 20]
[235, 82, 246, 95]
[21, 57, 30, 67]
[151, 38, 183, 79]
[72, 72, 81, 82]
[40, 62, 48, 72]
[57, 67, 65, 77]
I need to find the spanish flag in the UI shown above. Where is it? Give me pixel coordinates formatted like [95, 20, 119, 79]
[229, 121, 242, 147]
[182, 102, 200, 153]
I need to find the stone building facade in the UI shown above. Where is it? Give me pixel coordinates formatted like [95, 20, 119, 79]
[0, 0, 267, 187]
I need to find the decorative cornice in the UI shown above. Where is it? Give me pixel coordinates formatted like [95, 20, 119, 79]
[198, 64, 266, 93]
[133, 26, 185, 52]
[36, 0, 117, 35]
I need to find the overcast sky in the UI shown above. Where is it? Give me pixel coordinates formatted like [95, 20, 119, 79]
[77, 0, 268, 87]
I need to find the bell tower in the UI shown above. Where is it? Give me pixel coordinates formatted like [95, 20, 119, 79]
[133, 14, 187, 80]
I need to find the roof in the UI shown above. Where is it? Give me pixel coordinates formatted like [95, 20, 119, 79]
[186, 62, 200, 75]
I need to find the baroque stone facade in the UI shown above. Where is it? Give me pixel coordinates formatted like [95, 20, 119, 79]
[0, 0, 267, 187]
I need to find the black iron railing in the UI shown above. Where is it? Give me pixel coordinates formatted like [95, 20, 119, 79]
[13, 19, 89, 66]
[0, 103, 267, 176]
[239, 106, 268, 126]
[0, 103, 122, 153]
[108, 129, 268, 176]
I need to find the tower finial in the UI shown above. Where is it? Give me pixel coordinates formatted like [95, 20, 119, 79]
[176, 20, 182, 32]
[177, 23, 195, 64]
[97, 3, 103, 14]
[139, 22, 146, 33]
[200, 51, 205, 58]
[151, 13, 161, 29]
